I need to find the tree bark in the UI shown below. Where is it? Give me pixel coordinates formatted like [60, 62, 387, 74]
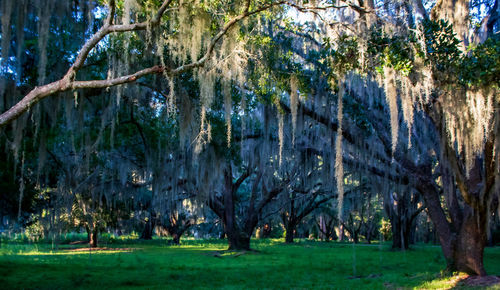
[282, 198, 296, 244]
[390, 217, 411, 250]
[261, 223, 272, 238]
[171, 233, 180, 245]
[219, 165, 253, 251]
[86, 227, 98, 248]
[452, 206, 487, 276]
[339, 224, 346, 241]
[418, 176, 488, 275]
[208, 165, 286, 250]
[226, 229, 251, 251]
[384, 189, 423, 250]
[140, 216, 155, 240]
[164, 218, 192, 245]
[387, 208, 418, 250]
[352, 231, 359, 244]
[284, 220, 296, 243]
[280, 188, 332, 244]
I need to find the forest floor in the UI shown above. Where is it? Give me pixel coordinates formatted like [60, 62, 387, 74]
[0, 238, 499, 289]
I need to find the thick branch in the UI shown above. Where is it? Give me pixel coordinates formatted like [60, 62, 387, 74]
[0, 1, 172, 128]
[0, 66, 165, 128]
[72, 66, 164, 89]
[233, 168, 253, 194]
[106, 0, 116, 25]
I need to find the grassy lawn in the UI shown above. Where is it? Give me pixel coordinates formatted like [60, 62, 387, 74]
[0, 239, 499, 289]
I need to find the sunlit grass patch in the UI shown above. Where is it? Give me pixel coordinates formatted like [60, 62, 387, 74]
[416, 272, 469, 289]
[417, 272, 500, 289]
[17, 249, 137, 256]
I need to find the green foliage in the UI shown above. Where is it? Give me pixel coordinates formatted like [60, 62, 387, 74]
[419, 19, 500, 88]
[421, 19, 462, 77]
[461, 35, 500, 88]
[324, 35, 359, 76]
[422, 20, 461, 63]
[367, 27, 415, 76]
[367, 19, 498, 90]
[380, 218, 392, 241]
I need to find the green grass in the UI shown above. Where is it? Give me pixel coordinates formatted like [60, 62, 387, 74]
[0, 239, 498, 289]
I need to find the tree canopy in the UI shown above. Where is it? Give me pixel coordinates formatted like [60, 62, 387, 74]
[0, 0, 499, 277]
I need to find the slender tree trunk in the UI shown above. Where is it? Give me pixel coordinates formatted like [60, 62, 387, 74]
[390, 217, 411, 250]
[285, 221, 296, 243]
[140, 216, 156, 240]
[319, 215, 326, 240]
[225, 227, 251, 250]
[88, 228, 98, 248]
[391, 216, 402, 249]
[365, 225, 373, 244]
[171, 233, 180, 245]
[339, 224, 345, 241]
[261, 223, 272, 238]
[352, 231, 359, 244]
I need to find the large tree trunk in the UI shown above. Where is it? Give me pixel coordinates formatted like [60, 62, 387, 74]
[452, 206, 487, 276]
[424, 121, 495, 276]
[422, 2, 499, 277]
[418, 178, 488, 276]
[389, 215, 411, 250]
[226, 229, 251, 250]
[222, 166, 252, 251]
[209, 166, 282, 251]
